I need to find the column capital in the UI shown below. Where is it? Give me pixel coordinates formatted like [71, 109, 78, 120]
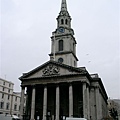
[56, 83, 60, 87]
[82, 82, 86, 85]
[31, 84, 36, 88]
[43, 83, 47, 89]
[43, 84, 48, 87]
[82, 82, 87, 89]
[86, 84, 90, 89]
[68, 82, 73, 85]
[56, 85, 59, 88]
[90, 86, 95, 90]
[95, 85, 99, 89]
[21, 85, 25, 89]
[31, 84, 36, 87]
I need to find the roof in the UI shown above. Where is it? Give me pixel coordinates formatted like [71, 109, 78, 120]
[0, 78, 14, 85]
[19, 60, 88, 80]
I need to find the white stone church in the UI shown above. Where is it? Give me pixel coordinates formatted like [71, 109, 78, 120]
[19, 0, 108, 120]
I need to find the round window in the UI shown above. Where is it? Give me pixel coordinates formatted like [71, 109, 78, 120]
[58, 58, 63, 63]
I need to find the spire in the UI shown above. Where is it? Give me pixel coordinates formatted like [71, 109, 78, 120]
[61, 0, 67, 11]
[57, 0, 71, 30]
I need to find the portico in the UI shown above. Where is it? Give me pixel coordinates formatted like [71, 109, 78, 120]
[20, 72, 90, 120]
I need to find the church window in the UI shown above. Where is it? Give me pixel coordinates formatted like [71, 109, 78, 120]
[65, 19, 68, 24]
[61, 19, 64, 24]
[59, 40, 63, 51]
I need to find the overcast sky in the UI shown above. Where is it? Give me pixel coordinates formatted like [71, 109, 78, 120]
[0, 0, 120, 99]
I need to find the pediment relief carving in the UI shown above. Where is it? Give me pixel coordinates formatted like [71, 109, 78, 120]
[42, 64, 60, 76]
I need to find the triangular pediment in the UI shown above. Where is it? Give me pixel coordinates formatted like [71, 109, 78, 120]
[19, 60, 86, 80]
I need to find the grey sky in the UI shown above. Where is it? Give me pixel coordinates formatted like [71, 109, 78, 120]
[0, 0, 120, 99]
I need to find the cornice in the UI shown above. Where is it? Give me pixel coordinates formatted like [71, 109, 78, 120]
[19, 60, 87, 80]
[49, 51, 78, 61]
[51, 33, 77, 44]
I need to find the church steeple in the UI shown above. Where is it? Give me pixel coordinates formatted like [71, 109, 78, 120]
[61, 0, 67, 11]
[49, 0, 78, 67]
[57, 0, 71, 29]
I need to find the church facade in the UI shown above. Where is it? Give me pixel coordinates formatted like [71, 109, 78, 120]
[19, 0, 108, 120]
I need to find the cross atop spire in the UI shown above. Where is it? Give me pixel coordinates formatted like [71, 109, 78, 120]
[61, 0, 67, 11]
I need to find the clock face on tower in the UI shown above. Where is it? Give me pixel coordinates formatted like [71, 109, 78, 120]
[58, 58, 64, 63]
[58, 27, 65, 33]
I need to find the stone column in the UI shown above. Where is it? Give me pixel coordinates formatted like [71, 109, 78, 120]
[95, 87, 102, 120]
[30, 85, 36, 120]
[43, 86, 47, 120]
[56, 85, 60, 120]
[25, 88, 28, 116]
[89, 87, 96, 120]
[82, 83, 87, 119]
[69, 83, 73, 117]
[20, 86, 25, 120]
[86, 86, 90, 120]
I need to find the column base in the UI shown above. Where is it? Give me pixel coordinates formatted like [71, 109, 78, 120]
[30, 119, 35, 120]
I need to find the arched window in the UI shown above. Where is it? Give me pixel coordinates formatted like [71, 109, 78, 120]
[61, 19, 64, 24]
[59, 40, 63, 51]
[65, 19, 68, 24]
